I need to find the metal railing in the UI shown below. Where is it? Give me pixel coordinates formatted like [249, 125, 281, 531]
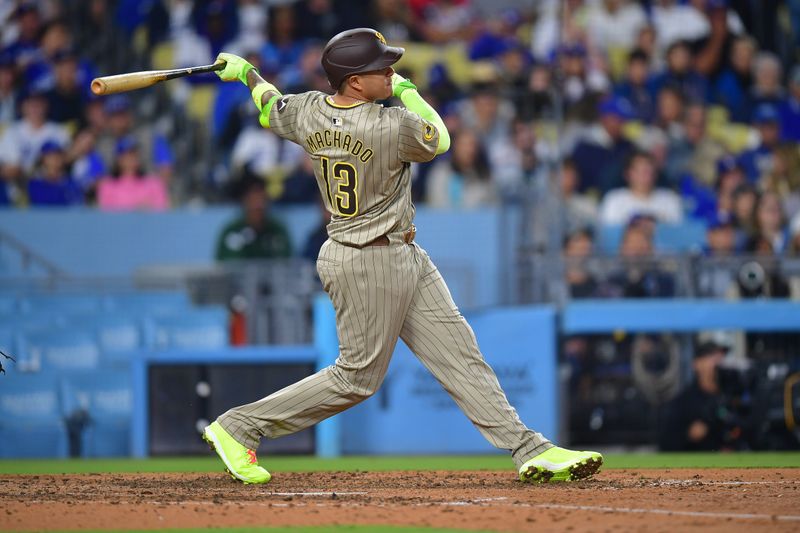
[518, 252, 800, 305]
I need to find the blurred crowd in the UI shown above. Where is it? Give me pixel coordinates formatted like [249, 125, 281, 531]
[1, 0, 800, 266]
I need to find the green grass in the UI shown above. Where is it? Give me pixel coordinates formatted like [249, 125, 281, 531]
[1, 452, 799, 475]
[56, 528, 485, 533]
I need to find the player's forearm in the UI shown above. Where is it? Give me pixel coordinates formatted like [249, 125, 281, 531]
[399, 90, 451, 155]
[246, 69, 282, 128]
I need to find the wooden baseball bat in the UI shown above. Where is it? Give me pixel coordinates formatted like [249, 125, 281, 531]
[90, 62, 226, 96]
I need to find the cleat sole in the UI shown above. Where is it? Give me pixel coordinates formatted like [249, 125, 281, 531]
[568, 456, 603, 481]
[520, 455, 603, 483]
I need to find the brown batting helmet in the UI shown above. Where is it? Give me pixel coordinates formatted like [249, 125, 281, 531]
[321, 28, 404, 90]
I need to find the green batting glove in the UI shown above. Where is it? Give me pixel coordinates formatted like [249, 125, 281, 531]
[391, 73, 417, 97]
[214, 53, 256, 85]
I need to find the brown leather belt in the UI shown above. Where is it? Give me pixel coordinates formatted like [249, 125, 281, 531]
[362, 225, 416, 247]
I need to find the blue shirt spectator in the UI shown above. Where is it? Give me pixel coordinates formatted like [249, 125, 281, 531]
[778, 66, 800, 141]
[571, 97, 636, 194]
[614, 49, 655, 123]
[27, 141, 83, 206]
[737, 104, 781, 183]
[712, 36, 756, 124]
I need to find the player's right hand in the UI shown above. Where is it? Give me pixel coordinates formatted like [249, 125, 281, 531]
[391, 73, 417, 98]
[214, 53, 255, 85]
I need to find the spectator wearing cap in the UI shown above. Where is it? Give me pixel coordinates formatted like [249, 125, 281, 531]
[570, 96, 636, 194]
[599, 151, 683, 225]
[0, 88, 69, 178]
[712, 35, 756, 124]
[44, 48, 88, 125]
[737, 103, 781, 183]
[697, 213, 738, 297]
[95, 94, 174, 184]
[647, 40, 709, 105]
[96, 137, 169, 211]
[659, 341, 731, 451]
[614, 48, 655, 122]
[704, 213, 737, 256]
[215, 170, 292, 261]
[27, 141, 82, 206]
[778, 65, 800, 142]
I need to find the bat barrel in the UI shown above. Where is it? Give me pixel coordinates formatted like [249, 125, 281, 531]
[90, 78, 107, 96]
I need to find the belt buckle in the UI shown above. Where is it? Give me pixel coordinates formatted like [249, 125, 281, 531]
[404, 224, 416, 244]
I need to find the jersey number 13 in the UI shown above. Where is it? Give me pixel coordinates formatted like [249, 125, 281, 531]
[320, 156, 358, 217]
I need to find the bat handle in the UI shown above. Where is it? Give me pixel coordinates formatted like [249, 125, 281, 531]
[163, 61, 226, 81]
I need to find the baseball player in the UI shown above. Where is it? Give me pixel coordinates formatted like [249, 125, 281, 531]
[203, 28, 602, 484]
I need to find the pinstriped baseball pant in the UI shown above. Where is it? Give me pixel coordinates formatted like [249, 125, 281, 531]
[218, 237, 552, 468]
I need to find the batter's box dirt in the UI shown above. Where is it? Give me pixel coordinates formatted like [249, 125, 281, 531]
[2, 469, 799, 532]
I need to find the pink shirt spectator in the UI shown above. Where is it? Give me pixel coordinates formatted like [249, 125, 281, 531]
[97, 174, 169, 211]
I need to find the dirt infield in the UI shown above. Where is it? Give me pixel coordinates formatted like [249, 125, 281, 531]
[2, 469, 799, 532]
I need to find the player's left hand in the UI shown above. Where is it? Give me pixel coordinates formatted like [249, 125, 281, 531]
[391, 73, 417, 98]
[214, 53, 255, 85]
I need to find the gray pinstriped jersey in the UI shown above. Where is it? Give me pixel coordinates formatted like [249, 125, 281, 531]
[268, 91, 440, 247]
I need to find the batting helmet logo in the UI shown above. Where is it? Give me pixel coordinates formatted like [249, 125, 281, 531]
[375, 31, 386, 45]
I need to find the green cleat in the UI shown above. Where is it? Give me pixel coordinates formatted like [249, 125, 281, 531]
[518, 446, 603, 483]
[202, 421, 272, 484]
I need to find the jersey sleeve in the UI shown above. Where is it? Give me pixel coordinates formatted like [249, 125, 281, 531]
[266, 93, 309, 144]
[395, 107, 440, 163]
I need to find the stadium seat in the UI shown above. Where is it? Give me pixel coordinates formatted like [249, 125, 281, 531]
[63, 313, 143, 366]
[60, 371, 132, 457]
[19, 328, 101, 373]
[0, 295, 17, 314]
[106, 291, 190, 316]
[20, 294, 105, 315]
[0, 374, 69, 458]
[144, 306, 229, 350]
[597, 221, 707, 254]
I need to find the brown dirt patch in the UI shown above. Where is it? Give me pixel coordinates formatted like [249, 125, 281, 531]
[1, 469, 799, 532]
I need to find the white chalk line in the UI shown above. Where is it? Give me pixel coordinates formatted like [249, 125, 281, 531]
[654, 479, 800, 486]
[270, 491, 367, 496]
[16, 492, 800, 523]
[523, 503, 800, 522]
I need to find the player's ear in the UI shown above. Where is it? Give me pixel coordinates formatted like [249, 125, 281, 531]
[347, 74, 363, 93]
